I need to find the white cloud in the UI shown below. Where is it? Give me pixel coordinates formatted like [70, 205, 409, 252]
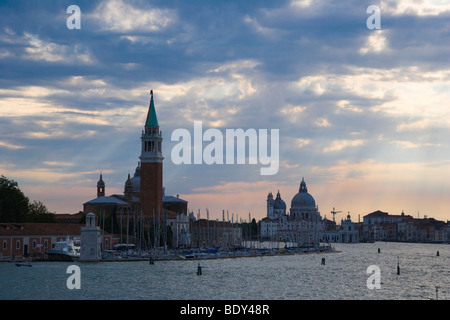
[382, 0, 450, 16]
[0, 141, 25, 150]
[396, 118, 450, 131]
[391, 140, 420, 149]
[90, 0, 176, 32]
[336, 100, 362, 113]
[296, 138, 311, 148]
[314, 118, 331, 127]
[323, 139, 365, 153]
[23, 33, 95, 64]
[359, 30, 389, 55]
[244, 15, 279, 37]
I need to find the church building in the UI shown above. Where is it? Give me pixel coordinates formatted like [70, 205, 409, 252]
[83, 91, 189, 248]
[261, 178, 323, 246]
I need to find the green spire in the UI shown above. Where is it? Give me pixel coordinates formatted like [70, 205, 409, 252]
[145, 90, 159, 127]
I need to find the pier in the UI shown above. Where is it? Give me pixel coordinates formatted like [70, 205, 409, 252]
[98, 244, 338, 262]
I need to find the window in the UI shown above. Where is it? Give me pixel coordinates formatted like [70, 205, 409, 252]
[2, 240, 6, 250]
[16, 240, 20, 250]
[44, 240, 48, 248]
[32, 240, 36, 249]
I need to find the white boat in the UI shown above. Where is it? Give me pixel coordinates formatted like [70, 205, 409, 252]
[47, 237, 80, 261]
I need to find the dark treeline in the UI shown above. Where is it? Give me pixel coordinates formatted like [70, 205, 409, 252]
[0, 175, 56, 223]
[241, 218, 259, 240]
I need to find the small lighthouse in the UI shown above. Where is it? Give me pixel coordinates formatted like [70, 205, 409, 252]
[79, 212, 102, 262]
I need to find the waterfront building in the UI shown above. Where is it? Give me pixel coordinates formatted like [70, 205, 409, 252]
[397, 217, 448, 243]
[362, 210, 450, 243]
[191, 218, 242, 249]
[0, 222, 116, 260]
[261, 178, 323, 246]
[320, 214, 360, 243]
[339, 213, 360, 243]
[362, 210, 412, 241]
[55, 212, 84, 224]
[262, 179, 363, 244]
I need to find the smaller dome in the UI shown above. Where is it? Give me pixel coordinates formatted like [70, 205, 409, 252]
[131, 176, 140, 193]
[273, 191, 286, 210]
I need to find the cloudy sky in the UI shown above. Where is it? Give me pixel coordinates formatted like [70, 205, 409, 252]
[1, 0, 450, 223]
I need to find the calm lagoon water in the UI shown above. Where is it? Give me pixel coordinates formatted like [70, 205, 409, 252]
[1, 242, 449, 300]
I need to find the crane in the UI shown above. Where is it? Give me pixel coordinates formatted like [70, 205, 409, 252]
[330, 207, 341, 223]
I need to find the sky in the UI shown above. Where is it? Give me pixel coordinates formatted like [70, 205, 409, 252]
[1, 0, 450, 223]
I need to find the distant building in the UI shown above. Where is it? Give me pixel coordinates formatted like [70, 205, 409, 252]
[261, 178, 363, 244]
[191, 218, 242, 248]
[362, 210, 413, 241]
[398, 217, 448, 243]
[55, 212, 84, 224]
[261, 178, 323, 246]
[321, 214, 360, 243]
[339, 213, 360, 243]
[363, 210, 449, 243]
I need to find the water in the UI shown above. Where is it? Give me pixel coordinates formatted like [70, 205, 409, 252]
[1, 242, 449, 300]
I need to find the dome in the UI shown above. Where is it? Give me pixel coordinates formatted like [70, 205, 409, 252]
[273, 191, 286, 210]
[291, 192, 315, 208]
[131, 176, 140, 193]
[128, 163, 141, 193]
[290, 178, 316, 208]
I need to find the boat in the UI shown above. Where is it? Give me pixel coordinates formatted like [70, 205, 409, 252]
[47, 237, 80, 261]
[15, 262, 32, 267]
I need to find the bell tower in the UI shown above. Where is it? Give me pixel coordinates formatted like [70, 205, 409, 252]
[139, 90, 163, 219]
[97, 173, 105, 198]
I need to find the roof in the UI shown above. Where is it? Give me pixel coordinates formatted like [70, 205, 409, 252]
[163, 195, 188, 203]
[192, 219, 238, 227]
[55, 212, 84, 219]
[83, 196, 130, 206]
[0, 223, 82, 236]
[145, 91, 159, 127]
[365, 210, 389, 217]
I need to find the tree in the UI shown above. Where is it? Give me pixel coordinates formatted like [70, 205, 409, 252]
[0, 175, 30, 222]
[0, 175, 56, 223]
[28, 200, 56, 223]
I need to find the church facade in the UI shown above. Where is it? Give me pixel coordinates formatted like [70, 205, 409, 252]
[261, 178, 360, 245]
[261, 178, 324, 246]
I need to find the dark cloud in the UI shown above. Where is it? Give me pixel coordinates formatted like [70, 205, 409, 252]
[0, 0, 449, 216]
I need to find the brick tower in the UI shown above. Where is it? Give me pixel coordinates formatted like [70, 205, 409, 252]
[139, 90, 164, 219]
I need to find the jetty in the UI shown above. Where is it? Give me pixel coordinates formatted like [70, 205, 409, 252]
[99, 243, 338, 262]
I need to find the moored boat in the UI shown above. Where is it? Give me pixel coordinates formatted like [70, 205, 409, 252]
[47, 237, 80, 261]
